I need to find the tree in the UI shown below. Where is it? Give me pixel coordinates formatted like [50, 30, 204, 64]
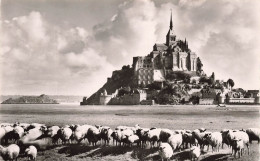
[227, 79, 235, 88]
[210, 72, 215, 82]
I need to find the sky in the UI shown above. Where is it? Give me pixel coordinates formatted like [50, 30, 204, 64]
[1, 0, 260, 96]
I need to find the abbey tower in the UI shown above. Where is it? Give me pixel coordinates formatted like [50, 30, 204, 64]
[132, 11, 198, 86]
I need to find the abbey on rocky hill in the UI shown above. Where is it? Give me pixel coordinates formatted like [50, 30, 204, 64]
[132, 12, 198, 86]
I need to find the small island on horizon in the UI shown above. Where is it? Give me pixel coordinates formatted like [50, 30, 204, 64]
[1, 94, 59, 104]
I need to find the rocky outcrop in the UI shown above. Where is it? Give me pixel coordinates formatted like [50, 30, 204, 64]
[85, 67, 136, 105]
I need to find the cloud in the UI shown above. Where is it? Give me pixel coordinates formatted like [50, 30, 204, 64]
[1, 0, 260, 96]
[1, 11, 114, 95]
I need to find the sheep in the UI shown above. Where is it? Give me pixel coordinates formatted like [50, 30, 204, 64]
[246, 128, 260, 143]
[20, 127, 45, 143]
[111, 130, 123, 146]
[167, 133, 183, 152]
[144, 128, 161, 148]
[192, 129, 210, 151]
[3, 126, 25, 144]
[227, 130, 249, 155]
[232, 138, 244, 158]
[56, 127, 73, 144]
[221, 129, 231, 148]
[183, 132, 198, 148]
[190, 146, 201, 161]
[159, 129, 174, 142]
[125, 135, 140, 147]
[73, 124, 94, 144]
[85, 126, 101, 146]
[100, 126, 113, 145]
[0, 144, 20, 161]
[203, 132, 222, 152]
[158, 143, 173, 161]
[25, 145, 37, 160]
[136, 128, 149, 148]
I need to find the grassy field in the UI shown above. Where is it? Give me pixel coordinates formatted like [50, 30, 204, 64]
[0, 104, 259, 160]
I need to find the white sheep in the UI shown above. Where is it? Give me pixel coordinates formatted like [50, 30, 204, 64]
[57, 127, 73, 144]
[158, 143, 173, 161]
[190, 146, 201, 161]
[0, 144, 20, 160]
[20, 127, 45, 143]
[125, 134, 140, 147]
[73, 124, 94, 143]
[145, 128, 161, 148]
[227, 130, 249, 155]
[25, 145, 37, 160]
[204, 132, 222, 152]
[246, 128, 260, 143]
[232, 138, 244, 158]
[167, 133, 183, 151]
[46, 126, 60, 137]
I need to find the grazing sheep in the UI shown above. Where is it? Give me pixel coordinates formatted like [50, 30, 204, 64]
[158, 143, 173, 161]
[100, 126, 113, 145]
[190, 146, 201, 161]
[221, 129, 232, 148]
[20, 127, 45, 143]
[111, 130, 123, 146]
[0, 144, 20, 161]
[204, 132, 222, 152]
[145, 128, 161, 148]
[160, 129, 174, 142]
[57, 127, 73, 144]
[227, 130, 250, 155]
[167, 134, 183, 152]
[25, 145, 37, 160]
[86, 126, 101, 146]
[232, 138, 244, 158]
[73, 124, 94, 143]
[125, 135, 140, 147]
[183, 132, 198, 148]
[192, 129, 210, 151]
[136, 128, 149, 148]
[246, 128, 260, 143]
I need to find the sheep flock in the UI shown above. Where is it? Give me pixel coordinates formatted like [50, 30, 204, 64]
[0, 122, 259, 160]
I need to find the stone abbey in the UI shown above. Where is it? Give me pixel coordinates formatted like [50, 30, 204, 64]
[132, 12, 198, 86]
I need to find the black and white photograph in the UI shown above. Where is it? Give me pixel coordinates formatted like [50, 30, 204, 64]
[0, 0, 260, 160]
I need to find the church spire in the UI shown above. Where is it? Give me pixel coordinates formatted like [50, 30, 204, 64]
[170, 9, 173, 30]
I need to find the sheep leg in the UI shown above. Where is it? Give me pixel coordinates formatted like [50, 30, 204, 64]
[246, 143, 249, 155]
